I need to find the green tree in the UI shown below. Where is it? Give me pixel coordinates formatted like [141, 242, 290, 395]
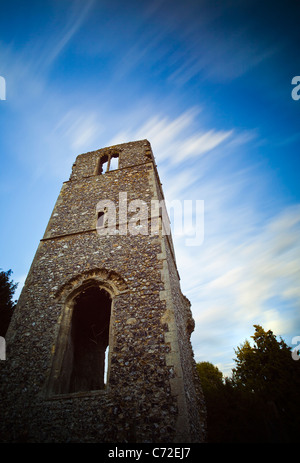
[197, 360, 269, 442]
[232, 325, 298, 400]
[196, 361, 223, 393]
[231, 325, 300, 442]
[0, 269, 18, 337]
[197, 326, 300, 442]
[196, 361, 231, 442]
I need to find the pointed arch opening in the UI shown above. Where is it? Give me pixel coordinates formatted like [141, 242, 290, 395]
[48, 284, 113, 396]
[69, 286, 111, 393]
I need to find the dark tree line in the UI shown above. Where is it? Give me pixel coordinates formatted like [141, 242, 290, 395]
[0, 269, 18, 337]
[197, 325, 300, 443]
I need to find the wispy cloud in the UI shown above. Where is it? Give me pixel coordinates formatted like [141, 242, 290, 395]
[42, 0, 95, 70]
[114, 0, 280, 87]
[107, 108, 234, 165]
[52, 109, 104, 151]
[188, 204, 300, 374]
[168, 29, 278, 85]
[0, 0, 95, 109]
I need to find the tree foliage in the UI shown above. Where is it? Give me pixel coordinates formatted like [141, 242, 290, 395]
[196, 361, 223, 392]
[197, 325, 300, 442]
[232, 325, 299, 404]
[0, 269, 18, 337]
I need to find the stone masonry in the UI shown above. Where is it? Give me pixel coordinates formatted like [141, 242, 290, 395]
[0, 139, 206, 443]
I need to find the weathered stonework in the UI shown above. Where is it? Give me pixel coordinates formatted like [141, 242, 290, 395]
[0, 140, 206, 443]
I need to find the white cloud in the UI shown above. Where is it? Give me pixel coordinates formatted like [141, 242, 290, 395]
[52, 110, 104, 151]
[107, 108, 198, 151]
[173, 130, 233, 162]
[188, 204, 300, 374]
[108, 108, 234, 168]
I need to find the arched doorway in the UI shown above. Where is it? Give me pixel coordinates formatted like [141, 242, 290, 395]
[49, 285, 112, 395]
[47, 269, 128, 397]
[68, 286, 111, 392]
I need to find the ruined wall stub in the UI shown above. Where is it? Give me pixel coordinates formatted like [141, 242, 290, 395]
[0, 139, 206, 443]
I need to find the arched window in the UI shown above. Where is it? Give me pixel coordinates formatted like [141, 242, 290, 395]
[50, 285, 112, 395]
[69, 287, 111, 392]
[98, 151, 119, 174]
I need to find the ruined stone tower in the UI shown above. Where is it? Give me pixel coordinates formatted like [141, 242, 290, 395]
[0, 140, 206, 443]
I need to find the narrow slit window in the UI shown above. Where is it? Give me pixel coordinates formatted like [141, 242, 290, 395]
[99, 155, 109, 174]
[109, 153, 119, 171]
[101, 160, 109, 173]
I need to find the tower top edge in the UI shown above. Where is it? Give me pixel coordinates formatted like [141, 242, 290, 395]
[76, 139, 151, 159]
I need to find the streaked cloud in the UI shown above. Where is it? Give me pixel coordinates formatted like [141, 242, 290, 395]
[42, 0, 95, 70]
[107, 108, 234, 165]
[189, 204, 300, 374]
[52, 109, 104, 151]
[168, 28, 278, 85]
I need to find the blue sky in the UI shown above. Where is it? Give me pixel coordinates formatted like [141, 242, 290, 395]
[0, 0, 299, 375]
